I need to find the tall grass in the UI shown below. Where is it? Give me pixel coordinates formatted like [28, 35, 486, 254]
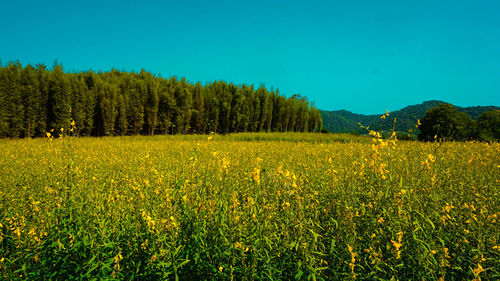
[0, 133, 498, 280]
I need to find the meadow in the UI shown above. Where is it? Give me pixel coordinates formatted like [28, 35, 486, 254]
[0, 132, 498, 280]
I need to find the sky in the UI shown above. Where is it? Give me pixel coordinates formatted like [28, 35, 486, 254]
[1, 0, 499, 114]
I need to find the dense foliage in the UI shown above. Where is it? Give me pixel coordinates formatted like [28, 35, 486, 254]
[418, 104, 500, 141]
[0, 133, 498, 280]
[477, 109, 500, 141]
[0, 61, 322, 138]
[321, 101, 499, 135]
[418, 104, 476, 141]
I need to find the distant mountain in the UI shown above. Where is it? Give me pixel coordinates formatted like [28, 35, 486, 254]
[320, 101, 499, 134]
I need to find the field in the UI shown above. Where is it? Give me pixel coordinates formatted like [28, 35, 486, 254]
[0, 133, 498, 280]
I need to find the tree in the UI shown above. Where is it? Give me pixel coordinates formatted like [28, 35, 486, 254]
[477, 109, 500, 141]
[172, 78, 192, 134]
[204, 87, 219, 133]
[157, 80, 176, 134]
[127, 86, 144, 135]
[115, 94, 128, 135]
[0, 61, 320, 138]
[418, 104, 476, 141]
[0, 62, 24, 137]
[144, 78, 159, 136]
[47, 64, 72, 136]
[0, 65, 10, 137]
[81, 71, 97, 136]
[190, 82, 204, 133]
[20, 65, 41, 138]
[256, 86, 268, 132]
[69, 74, 91, 136]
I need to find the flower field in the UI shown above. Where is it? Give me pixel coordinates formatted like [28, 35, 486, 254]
[0, 133, 498, 280]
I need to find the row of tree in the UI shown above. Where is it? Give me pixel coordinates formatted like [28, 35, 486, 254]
[418, 104, 500, 141]
[0, 62, 322, 138]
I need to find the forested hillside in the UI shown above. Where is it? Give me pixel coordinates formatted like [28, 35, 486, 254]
[321, 101, 499, 133]
[0, 62, 322, 138]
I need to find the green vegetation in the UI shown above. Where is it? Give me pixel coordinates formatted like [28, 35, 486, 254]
[418, 104, 500, 142]
[418, 104, 476, 141]
[477, 109, 500, 141]
[0, 60, 498, 280]
[0, 61, 322, 138]
[0, 133, 498, 280]
[321, 101, 499, 135]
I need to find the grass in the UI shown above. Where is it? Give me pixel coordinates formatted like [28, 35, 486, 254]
[0, 133, 498, 280]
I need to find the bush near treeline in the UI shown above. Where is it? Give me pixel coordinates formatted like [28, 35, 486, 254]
[418, 104, 500, 142]
[0, 61, 322, 138]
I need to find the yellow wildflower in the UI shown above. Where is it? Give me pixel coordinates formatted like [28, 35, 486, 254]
[252, 167, 260, 185]
[114, 252, 123, 263]
[428, 154, 435, 163]
[473, 263, 484, 275]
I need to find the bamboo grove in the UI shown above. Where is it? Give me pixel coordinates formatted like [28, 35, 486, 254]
[0, 62, 322, 138]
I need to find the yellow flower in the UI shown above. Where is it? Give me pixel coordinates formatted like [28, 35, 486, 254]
[14, 227, 21, 239]
[391, 232, 404, 258]
[282, 201, 290, 209]
[219, 266, 223, 272]
[428, 154, 435, 163]
[347, 244, 356, 275]
[252, 167, 260, 185]
[114, 252, 123, 263]
[380, 114, 386, 119]
[392, 240, 402, 250]
[473, 263, 484, 275]
[443, 247, 450, 259]
[480, 254, 486, 262]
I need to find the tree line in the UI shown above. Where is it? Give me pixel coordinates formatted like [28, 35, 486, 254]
[0, 61, 322, 138]
[418, 103, 499, 141]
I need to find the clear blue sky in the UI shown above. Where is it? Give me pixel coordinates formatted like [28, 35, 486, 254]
[1, 0, 499, 113]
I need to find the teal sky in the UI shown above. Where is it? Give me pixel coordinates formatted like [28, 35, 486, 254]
[1, 0, 499, 113]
